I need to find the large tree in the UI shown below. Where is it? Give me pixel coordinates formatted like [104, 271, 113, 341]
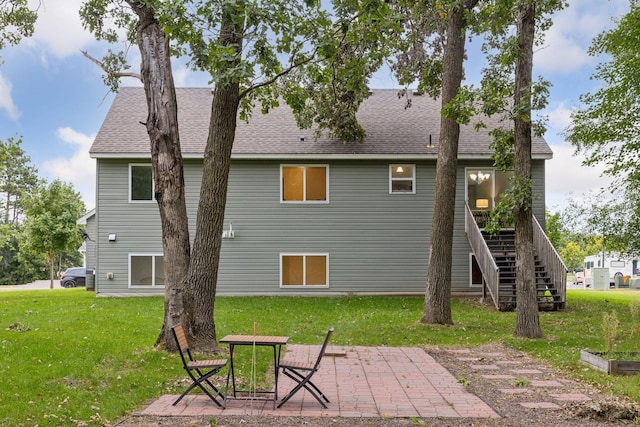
[22, 180, 85, 288]
[511, 1, 541, 338]
[420, 0, 479, 325]
[563, 194, 635, 258]
[159, 0, 394, 351]
[479, 0, 565, 338]
[389, 0, 480, 325]
[82, 0, 192, 349]
[81, 0, 391, 351]
[0, 136, 43, 224]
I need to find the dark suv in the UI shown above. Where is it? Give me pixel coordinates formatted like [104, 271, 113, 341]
[60, 267, 86, 288]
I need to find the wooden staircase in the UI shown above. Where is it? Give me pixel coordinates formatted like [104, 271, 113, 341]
[483, 230, 564, 311]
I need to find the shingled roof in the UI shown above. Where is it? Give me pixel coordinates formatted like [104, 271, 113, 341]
[90, 87, 553, 160]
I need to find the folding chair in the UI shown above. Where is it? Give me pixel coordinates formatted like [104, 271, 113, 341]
[171, 324, 227, 406]
[277, 327, 334, 409]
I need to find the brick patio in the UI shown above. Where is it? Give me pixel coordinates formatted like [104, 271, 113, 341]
[140, 345, 500, 419]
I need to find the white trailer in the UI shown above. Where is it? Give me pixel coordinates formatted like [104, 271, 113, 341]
[583, 253, 638, 287]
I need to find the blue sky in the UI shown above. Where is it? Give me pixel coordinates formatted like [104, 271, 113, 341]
[0, 0, 630, 212]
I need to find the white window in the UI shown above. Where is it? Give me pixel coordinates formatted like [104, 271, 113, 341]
[129, 164, 154, 202]
[129, 254, 164, 287]
[389, 164, 416, 194]
[280, 254, 329, 287]
[281, 165, 329, 203]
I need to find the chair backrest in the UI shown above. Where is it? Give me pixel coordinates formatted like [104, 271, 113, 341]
[312, 327, 334, 370]
[171, 324, 193, 367]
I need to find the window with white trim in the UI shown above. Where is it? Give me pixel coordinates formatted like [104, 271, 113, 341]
[130, 164, 154, 202]
[129, 254, 164, 287]
[280, 254, 328, 287]
[281, 165, 328, 202]
[389, 164, 416, 194]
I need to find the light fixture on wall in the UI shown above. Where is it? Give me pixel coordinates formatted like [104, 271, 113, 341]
[469, 171, 490, 184]
[476, 199, 489, 209]
[108, 233, 117, 242]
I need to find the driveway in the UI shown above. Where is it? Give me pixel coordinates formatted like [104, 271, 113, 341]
[0, 279, 63, 290]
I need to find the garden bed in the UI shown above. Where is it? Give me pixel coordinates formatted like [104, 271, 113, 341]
[580, 349, 640, 375]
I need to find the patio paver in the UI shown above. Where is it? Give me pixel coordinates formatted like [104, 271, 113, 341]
[140, 345, 500, 419]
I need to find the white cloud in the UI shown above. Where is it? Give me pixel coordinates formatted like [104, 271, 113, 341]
[545, 142, 614, 212]
[27, 0, 96, 59]
[42, 127, 96, 210]
[535, 26, 592, 74]
[0, 73, 20, 121]
[546, 103, 572, 131]
[172, 62, 212, 87]
[535, 0, 629, 75]
[173, 67, 193, 87]
[542, 102, 574, 145]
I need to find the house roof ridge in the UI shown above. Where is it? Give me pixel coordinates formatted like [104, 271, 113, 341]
[90, 87, 553, 160]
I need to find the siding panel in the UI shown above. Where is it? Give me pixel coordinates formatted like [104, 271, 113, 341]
[219, 160, 434, 294]
[94, 158, 547, 296]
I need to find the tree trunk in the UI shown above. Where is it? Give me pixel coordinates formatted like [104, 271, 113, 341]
[513, 2, 543, 339]
[4, 181, 10, 224]
[181, 3, 244, 353]
[49, 252, 55, 289]
[128, 1, 192, 350]
[421, 2, 471, 325]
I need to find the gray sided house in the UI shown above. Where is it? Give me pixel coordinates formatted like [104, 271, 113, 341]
[88, 87, 566, 309]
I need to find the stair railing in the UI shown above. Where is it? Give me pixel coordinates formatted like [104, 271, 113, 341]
[532, 215, 567, 307]
[465, 202, 500, 309]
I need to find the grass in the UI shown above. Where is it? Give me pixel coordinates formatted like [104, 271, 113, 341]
[1, 288, 640, 425]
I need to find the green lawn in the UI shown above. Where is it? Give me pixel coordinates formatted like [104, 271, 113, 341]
[1, 288, 640, 426]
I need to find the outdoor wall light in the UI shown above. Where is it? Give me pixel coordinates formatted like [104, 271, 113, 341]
[108, 233, 117, 242]
[222, 223, 235, 239]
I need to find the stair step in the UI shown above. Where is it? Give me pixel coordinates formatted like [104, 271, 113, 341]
[478, 228, 565, 312]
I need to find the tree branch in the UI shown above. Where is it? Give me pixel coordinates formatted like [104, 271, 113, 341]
[80, 50, 142, 81]
[240, 49, 320, 99]
[240, 10, 367, 100]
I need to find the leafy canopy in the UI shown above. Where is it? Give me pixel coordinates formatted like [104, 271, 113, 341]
[0, 0, 37, 53]
[80, 0, 403, 143]
[81, 0, 332, 116]
[0, 136, 43, 224]
[22, 180, 85, 257]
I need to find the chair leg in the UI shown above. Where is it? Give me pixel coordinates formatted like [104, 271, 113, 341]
[203, 378, 225, 399]
[173, 384, 196, 406]
[173, 369, 224, 407]
[277, 368, 328, 409]
[283, 368, 329, 403]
